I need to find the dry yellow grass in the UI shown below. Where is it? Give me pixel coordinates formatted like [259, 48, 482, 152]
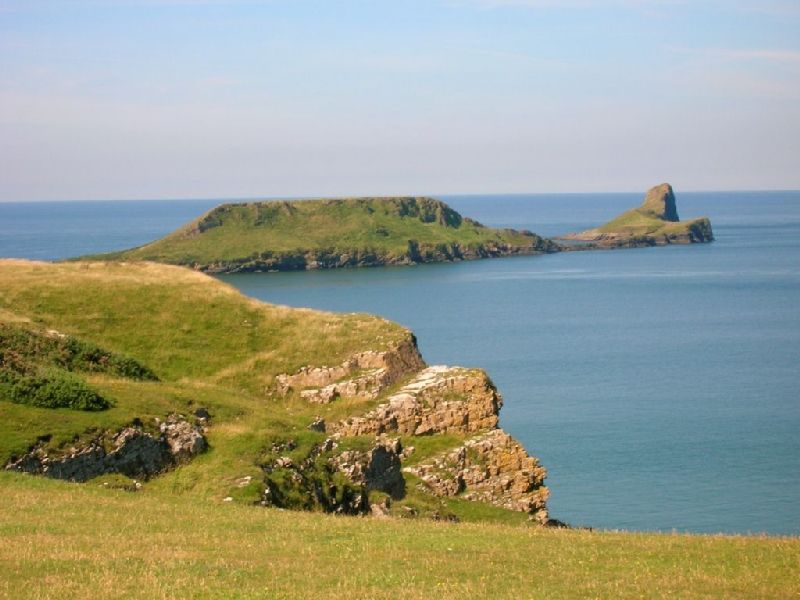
[1, 473, 798, 600]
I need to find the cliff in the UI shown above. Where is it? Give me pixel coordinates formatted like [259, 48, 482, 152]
[0, 260, 550, 525]
[82, 197, 558, 272]
[559, 183, 714, 248]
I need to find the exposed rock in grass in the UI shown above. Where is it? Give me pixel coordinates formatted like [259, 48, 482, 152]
[5, 414, 207, 482]
[261, 436, 404, 514]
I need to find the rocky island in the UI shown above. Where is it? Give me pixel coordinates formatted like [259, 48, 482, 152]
[559, 183, 714, 247]
[84, 196, 557, 273]
[82, 185, 712, 273]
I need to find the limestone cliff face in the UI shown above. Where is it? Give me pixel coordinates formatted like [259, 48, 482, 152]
[275, 335, 425, 403]
[280, 343, 551, 521]
[404, 429, 549, 523]
[5, 413, 208, 482]
[329, 366, 501, 437]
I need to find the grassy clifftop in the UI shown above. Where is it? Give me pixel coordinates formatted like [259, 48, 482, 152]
[84, 196, 557, 272]
[0, 259, 539, 522]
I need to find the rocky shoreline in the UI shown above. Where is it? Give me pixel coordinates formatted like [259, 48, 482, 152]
[193, 237, 559, 274]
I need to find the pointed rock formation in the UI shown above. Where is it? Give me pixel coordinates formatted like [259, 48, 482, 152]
[559, 183, 712, 248]
[641, 183, 679, 222]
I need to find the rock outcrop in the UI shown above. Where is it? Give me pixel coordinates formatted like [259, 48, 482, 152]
[559, 183, 713, 248]
[330, 436, 406, 500]
[5, 414, 207, 482]
[322, 363, 552, 521]
[275, 336, 425, 403]
[329, 366, 501, 437]
[641, 183, 679, 221]
[261, 436, 405, 514]
[404, 429, 549, 523]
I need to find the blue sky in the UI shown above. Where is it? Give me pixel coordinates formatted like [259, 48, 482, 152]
[1, 0, 799, 200]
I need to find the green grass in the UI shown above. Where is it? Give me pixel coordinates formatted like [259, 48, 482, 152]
[81, 197, 555, 270]
[1, 472, 797, 600]
[1, 259, 795, 599]
[597, 207, 709, 238]
[0, 260, 411, 498]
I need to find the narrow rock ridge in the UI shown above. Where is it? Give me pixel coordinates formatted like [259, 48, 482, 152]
[329, 365, 501, 437]
[404, 429, 549, 523]
[275, 335, 425, 403]
[5, 413, 208, 482]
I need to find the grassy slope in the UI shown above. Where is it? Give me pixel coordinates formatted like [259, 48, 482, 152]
[85, 197, 549, 266]
[0, 259, 522, 520]
[2, 473, 798, 599]
[597, 207, 709, 237]
[0, 260, 408, 496]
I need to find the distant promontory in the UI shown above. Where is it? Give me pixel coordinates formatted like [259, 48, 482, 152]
[559, 183, 714, 248]
[83, 197, 557, 273]
[81, 185, 712, 273]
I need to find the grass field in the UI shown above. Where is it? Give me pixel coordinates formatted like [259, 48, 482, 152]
[2, 472, 798, 599]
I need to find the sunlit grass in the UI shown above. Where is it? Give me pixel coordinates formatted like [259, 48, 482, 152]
[1, 473, 797, 600]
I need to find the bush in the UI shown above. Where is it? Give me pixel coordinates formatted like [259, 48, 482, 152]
[3, 368, 110, 411]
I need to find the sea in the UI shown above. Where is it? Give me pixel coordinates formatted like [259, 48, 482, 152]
[1, 191, 798, 536]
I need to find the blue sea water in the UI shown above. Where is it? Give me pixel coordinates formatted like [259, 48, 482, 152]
[1, 192, 798, 535]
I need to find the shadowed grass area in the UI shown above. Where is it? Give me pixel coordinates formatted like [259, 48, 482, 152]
[1, 472, 797, 600]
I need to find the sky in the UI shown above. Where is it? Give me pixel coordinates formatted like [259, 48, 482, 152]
[1, 0, 799, 201]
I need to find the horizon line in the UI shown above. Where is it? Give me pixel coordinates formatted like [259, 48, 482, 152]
[2, 187, 800, 203]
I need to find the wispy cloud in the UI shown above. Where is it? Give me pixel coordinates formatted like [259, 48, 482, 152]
[670, 46, 800, 64]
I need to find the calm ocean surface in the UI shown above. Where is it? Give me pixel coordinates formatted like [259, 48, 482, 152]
[1, 192, 798, 535]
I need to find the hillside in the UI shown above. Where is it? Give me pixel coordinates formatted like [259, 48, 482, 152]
[84, 197, 558, 272]
[561, 183, 714, 247]
[0, 259, 548, 523]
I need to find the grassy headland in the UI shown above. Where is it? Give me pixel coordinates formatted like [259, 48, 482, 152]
[82, 196, 557, 272]
[0, 259, 533, 520]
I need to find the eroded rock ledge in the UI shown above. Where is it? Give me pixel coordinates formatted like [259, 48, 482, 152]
[275, 336, 425, 403]
[329, 366, 501, 437]
[5, 413, 208, 482]
[404, 429, 549, 523]
[286, 356, 551, 522]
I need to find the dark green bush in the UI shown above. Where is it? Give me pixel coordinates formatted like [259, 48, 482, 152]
[4, 369, 110, 411]
[0, 322, 157, 381]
